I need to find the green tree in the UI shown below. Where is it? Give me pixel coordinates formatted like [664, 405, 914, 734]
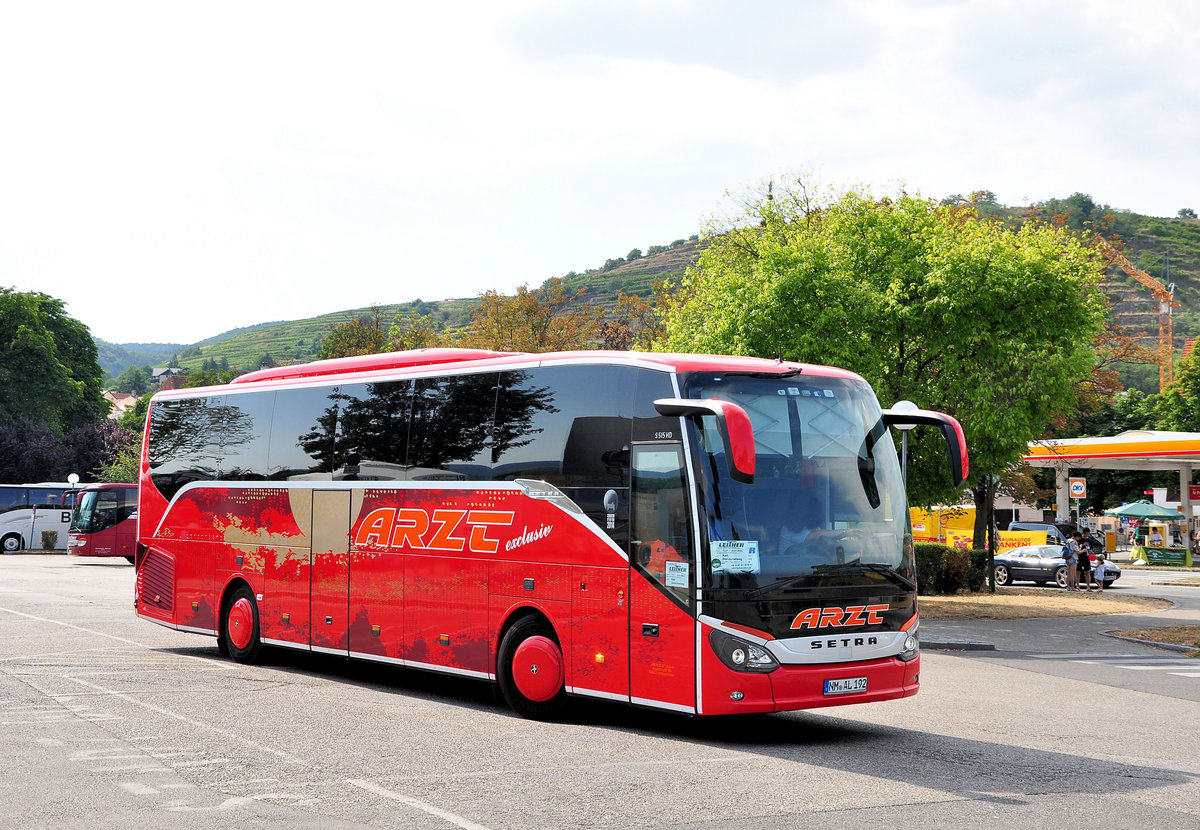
[1153, 347, 1200, 431]
[113, 365, 151, 395]
[182, 368, 238, 388]
[458, 278, 600, 352]
[318, 307, 390, 359]
[387, 312, 445, 351]
[657, 183, 1108, 545]
[0, 289, 108, 434]
[1179, 208, 1197, 220]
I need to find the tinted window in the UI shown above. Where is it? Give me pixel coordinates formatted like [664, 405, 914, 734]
[271, 386, 349, 480]
[339, 381, 411, 479]
[275, 382, 410, 481]
[633, 369, 678, 442]
[631, 443, 692, 605]
[149, 398, 212, 498]
[494, 365, 633, 487]
[149, 395, 258, 498]
[408, 373, 497, 480]
[0, 488, 30, 513]
[32, 488, 68, 508]
[221, 391, 275, 480]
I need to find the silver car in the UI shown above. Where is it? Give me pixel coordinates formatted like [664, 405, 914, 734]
[993, 544, 1121, 589]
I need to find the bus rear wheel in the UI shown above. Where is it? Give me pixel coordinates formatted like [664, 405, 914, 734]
[497, 616, 566, 719]
[222, 585, 263, 664]
[2, 534, 22, 553]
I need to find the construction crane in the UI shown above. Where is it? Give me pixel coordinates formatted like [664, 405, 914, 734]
[1094, 236, 1178, 392]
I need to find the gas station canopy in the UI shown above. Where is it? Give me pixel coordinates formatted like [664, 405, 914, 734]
[1024, 430, 1200, 521]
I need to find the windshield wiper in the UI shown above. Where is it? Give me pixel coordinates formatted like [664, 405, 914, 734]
[743, 573, 815, 599]
[811, 562, 916, 592]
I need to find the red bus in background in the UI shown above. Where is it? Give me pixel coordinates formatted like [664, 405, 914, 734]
[135, 349, 966, 718]
[69, 483, 138, 563]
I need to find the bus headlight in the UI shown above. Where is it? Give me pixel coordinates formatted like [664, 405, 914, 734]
[899, 631, 919, 662]
[709, 630, 778, 673]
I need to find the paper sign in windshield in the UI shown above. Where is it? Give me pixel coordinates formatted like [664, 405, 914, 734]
[710, 540, 760, 574]
[665, 560, 689, 588]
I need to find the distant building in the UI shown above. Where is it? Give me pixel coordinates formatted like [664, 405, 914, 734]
[103, 390, 138, 420]
[151, 367, 183, 383]
[160, 374, 186, 391]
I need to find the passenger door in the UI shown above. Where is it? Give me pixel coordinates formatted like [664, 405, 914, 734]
[310, 489, 351, 655]
[627, 443, 696, 713]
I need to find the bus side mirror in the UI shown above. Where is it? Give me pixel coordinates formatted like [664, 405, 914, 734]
[882, 406, 970, 487]
[653, 398, 755, 484]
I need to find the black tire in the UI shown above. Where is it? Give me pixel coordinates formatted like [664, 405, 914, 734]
[221, 584, 263, 664]
[497, 616, 567, 719]
[1055, 567, 1069, 589]
[993, 564, 1011, 586]
[2, 534, 23, 553]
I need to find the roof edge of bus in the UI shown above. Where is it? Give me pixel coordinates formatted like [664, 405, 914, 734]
[157, 349, 862, 397]
[229, 348, 525, 384]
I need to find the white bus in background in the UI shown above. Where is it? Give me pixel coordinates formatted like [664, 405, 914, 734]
[0, 483, 79, 552]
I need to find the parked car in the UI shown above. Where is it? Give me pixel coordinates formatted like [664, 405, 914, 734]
[992, 544, 1121, 589]
[1007, 521, 1105, 554]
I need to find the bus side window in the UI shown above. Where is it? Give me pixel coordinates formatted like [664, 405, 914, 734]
[631, 444, 692, 602]
[94, 490, 120, 531]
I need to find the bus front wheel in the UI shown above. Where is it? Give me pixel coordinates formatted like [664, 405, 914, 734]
[497, 616, 566, 719]
[222, 585, 263, 664]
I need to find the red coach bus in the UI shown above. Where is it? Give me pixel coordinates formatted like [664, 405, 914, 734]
[135, 348, 966, 718]
[68, 483, 137, 562]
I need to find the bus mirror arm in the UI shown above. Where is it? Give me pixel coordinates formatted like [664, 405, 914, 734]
[653, 398, 755, 484]
[881, 408, 970, 487]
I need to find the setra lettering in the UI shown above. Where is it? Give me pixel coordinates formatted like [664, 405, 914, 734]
[810, 636, 880, 650]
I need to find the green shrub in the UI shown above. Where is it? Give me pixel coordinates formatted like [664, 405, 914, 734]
[937, 547, 970, 595]
[914, 543, 946, 595]
[967, 548, 990, 592]
[915, 542, 987, 595]
[40, 530, 59, 550]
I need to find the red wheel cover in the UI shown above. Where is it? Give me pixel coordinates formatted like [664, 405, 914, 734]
[511, 635, 563, 702]
[227, 597, 255, 650]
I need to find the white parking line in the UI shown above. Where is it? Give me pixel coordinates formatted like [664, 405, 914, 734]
[348, 778, 494, 830]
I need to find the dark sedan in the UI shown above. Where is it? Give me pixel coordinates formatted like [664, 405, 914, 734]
[993, 545, 1121, 589]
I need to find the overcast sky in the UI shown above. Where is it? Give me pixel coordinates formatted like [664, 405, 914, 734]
[2, 0, 1197, 346]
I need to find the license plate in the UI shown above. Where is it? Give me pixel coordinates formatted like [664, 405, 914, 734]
[824, 676, 868, 695]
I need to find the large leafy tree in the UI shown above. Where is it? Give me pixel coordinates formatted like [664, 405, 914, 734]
[657, 184, 1108, 545]
[0, 289, 108, 434]
[458, 278, 599, 352]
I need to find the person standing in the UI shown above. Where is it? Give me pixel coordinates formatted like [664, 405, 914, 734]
[1063, 533, 1079, 591]
[1078, 541, 1097, 592]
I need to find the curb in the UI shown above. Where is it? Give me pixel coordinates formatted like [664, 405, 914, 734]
[1103, 632, 1200, 654]
[924, 641, 996, 651]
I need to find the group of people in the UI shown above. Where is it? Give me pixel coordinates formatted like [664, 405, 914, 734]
[1062, 528, 1105, 592]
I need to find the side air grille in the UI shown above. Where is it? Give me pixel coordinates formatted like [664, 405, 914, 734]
[138, 549, 175, 614]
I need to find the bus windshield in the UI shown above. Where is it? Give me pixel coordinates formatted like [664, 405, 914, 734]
[683, 372, 912, 594]
[71, 488, 121, 534]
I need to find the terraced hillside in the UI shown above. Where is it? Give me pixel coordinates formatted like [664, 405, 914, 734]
[98, 199, 1200, 394]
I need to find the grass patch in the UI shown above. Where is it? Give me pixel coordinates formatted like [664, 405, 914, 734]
[919, 588, 1171, 620]
[1109, 625, 1200, 652]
